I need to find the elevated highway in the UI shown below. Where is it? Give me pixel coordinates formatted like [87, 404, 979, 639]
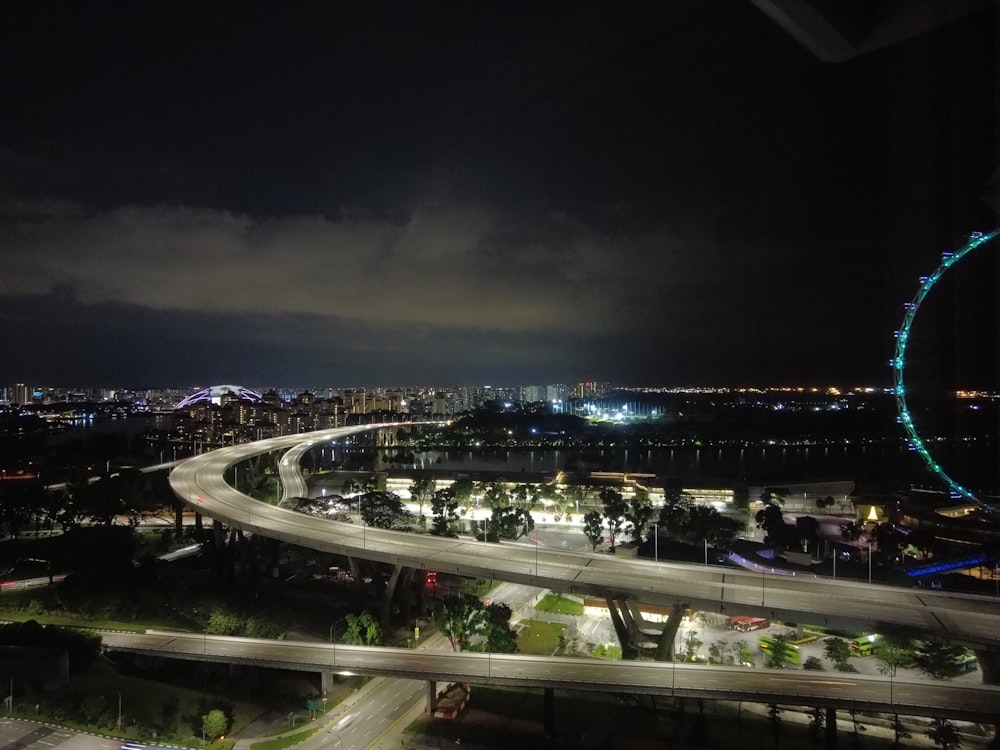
[169, 425, 1000, 647]
[101, 629, 1000, 722]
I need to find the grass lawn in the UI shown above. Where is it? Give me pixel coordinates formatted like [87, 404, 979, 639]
[516, 619, 565, 656]
[534, 593, 584, 616]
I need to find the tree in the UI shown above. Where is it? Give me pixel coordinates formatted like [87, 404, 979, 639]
[342, 477, 361, 496]
[876, 635, 913, 677]
[488, 506, 533, 541]
[625, 492, 653, 543]
[755, 503, 786, 547]
[359, 491, 410, 529]
[803, 656, 824, 670]
[202, 709, 228, 742]
[687, 504, 741, 548]
[760, 487, 790, 505]
[658, 490, 690, 539]
[410, 472, 435, 516]
[765, 634, 794, 669]
[873, 521, 905, 567]
[913, 638, 966, 679]
[582, 510, 604, 551]
[431, 594, 478, 651]
[735, 639, 754, 667]
[824, 637, 852, 668]
[927, 718, 962, 750]
[708, 639, 729, 664]
[451, 477, 475, 508]
[512, 483, 530, 508]
[599, 488, 628, 552]
[429, 594, 515, 652]
[344, 610, 382, 646]
[482, 481, 510, 509]
[683, 630, 703, 661]
[429, 488, 459, 537]
[480, 601, 518, 653]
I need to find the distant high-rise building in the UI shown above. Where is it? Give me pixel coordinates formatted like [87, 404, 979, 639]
[573, 381, 609, 398]
[12, 383, 32, 407]
[524, 385, 546, 402]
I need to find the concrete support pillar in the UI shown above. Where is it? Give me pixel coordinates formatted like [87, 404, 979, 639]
[347, 555, 361, 584]
[425, 680, 437, 714]
[605, 597, 638, 660]
[975, 647, 1000, 684]
[320, 670, 330, 694]
[618, 599, 638, 639]
[543, 688, 555, 735]
[212, 519, 225, 548]
[380, 564, 404, 626]
[655, 604, 686, 662]
[825, 707, 837, 748]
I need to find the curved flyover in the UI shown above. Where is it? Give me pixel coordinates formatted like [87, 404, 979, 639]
[169, 426, 1000, 647]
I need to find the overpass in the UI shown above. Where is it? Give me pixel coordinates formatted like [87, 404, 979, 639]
[101, 629, 1000, 722]
[169, 425, 1000, 648]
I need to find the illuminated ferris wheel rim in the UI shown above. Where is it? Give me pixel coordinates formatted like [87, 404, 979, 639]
[892, 228, 1000, 504]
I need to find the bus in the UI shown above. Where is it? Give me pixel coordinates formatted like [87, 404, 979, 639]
[956, 653, 978, 673]
[851, 634, 883, 657]
[759, 636, 802, 665]
[726, 616, 770, 632]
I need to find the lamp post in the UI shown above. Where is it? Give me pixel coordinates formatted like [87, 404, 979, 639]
[329, 623, 337, 662]
[116, 691, 122, 730]
[652, 522, 658, 563]
[868, 539, 873, 585]
[704, 537, 708, 566]
[357, 497, 365, 548]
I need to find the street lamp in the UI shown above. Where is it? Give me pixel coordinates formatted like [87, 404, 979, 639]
[652, 522, 658, 563]
[116, 691, 122, 730]
[868, 539, 873, 585]
[329, 623, 337, 662]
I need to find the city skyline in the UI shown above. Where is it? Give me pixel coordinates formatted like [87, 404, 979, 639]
[1, 3, 997, 388]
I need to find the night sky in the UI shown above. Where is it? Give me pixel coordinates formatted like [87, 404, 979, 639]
[1, 2, 997, 389]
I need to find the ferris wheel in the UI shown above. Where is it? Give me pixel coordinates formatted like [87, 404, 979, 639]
[891, 228, 1000, 504]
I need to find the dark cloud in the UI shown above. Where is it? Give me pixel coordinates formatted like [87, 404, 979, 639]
[0, 2, 996, 387]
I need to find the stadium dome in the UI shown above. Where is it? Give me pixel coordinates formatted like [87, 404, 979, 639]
[175, 385, 263, 409]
